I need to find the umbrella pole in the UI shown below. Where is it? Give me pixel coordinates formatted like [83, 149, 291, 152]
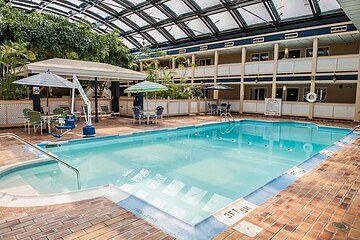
[47, 87, 49, 115]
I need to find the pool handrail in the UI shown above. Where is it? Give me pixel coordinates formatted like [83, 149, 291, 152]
[0, 133, 81, 190]
[351, 125, 360, 132]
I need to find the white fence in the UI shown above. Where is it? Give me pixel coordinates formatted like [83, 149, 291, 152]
[119, 97, 217, 117]
[0, 98, 112, 127]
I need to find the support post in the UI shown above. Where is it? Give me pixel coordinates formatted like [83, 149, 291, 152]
[309, 38, 318, 119]
[272, 43, 279, 98]
[240, 47, 246, 113]
[31, 85, 41, 112]
[191, 54, 195, 85]
[354, 46, 360, 122]
[111, 81, 120, 112]
[94, 77, 99, 123]
[214, 51, 219, 99]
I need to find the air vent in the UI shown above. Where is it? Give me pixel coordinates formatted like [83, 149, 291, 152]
[224, 42, 234, 47]
[285, 32, 298, 39]
[179, 49, 186, 54]
[331, 26, 347, 33]
[253, 37, 264, 44]
[200, 46, 208, 51]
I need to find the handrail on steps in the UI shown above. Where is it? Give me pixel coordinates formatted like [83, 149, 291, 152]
[0, 133, 81, 190]
[351, 125, 360, 132]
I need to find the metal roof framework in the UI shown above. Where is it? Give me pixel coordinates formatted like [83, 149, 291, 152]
[9, 0, 346, 51]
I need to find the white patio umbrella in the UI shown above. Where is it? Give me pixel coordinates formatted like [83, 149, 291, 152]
[13, 70, 75, 114]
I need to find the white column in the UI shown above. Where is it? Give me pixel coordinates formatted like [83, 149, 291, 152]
[354, 46, 360, 122]
[309, 38, 318, 119]
[240, 47, 246, 113]
[214, 51, 219, 99]
[191, 54, 195, 85]
[272, 43, 279, 98]
[139, 61, 144, 72]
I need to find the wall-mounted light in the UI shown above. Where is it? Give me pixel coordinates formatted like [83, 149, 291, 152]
[283, 85, 287, 91]
[332, 75, 337, 83]
[255, 77, 259, 84]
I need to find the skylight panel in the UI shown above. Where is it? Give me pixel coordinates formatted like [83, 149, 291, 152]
[164, 0, 192, 16]
[209, 11, 239, 31]
[122, 38, 136, 49]
[147, 30, 168, 43]
[69, 0, 83, 7]
[318, 0, 341, 13]
[112, 19, 132, 32]
[187, 19, 211, 36]
[272, 0, 312, 20]
[192, 0, 221, 10]
[102, 0, 125, 12]
[48, 3, 70, 14]
[144, 7, 168, 22]
[87, 6, 110, 19]
[128, 0, 147, 5]
[126, 13, 149, 27]
[132, 34, 151, 46]
[237, 3, 272, 26]
[164, 24, 188, 39]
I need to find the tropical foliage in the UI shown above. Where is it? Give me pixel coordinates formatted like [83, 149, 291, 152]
[0, 40, 35, 99]
[0, 1, 135, 99]
[134, 55, 204, 99]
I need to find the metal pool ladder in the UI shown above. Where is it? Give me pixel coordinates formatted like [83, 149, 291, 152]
[221, 112, 235, 122]
[0, 133, 81, 190]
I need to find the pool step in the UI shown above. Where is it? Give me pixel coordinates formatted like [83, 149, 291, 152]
[0, 175, 39, 196]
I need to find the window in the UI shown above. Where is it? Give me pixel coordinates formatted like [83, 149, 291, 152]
[250, 88, 267, 100]
[251, 53, 269, 62]
[304, 88, 327, 102]
[279, 49, 301, 59]
[276, 88, 299, 101]
[197, 58, 212, 66]
[306, 47, 330, 57]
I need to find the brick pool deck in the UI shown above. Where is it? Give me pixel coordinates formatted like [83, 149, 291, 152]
[0, 115, 359, 240]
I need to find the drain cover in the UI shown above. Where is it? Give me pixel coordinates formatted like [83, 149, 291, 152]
[332, 222, 348, 230]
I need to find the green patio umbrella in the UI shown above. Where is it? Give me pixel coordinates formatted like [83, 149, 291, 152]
[206, 84, 234, 90]
[124, 81, 168, 93]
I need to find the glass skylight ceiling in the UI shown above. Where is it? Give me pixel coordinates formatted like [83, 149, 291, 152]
[10, 0, 346, 50]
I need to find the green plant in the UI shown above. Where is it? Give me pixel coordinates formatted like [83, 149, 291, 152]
[0, 40, 35, 99]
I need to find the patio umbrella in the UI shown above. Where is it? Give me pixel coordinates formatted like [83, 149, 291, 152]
[206, 84, 234, 90]
[13, 71, 75, 114]
[124, 81, 168, 93]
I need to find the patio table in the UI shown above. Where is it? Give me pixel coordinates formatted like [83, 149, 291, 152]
[142, 110, 156, 124]
[41, 114, 61, 133]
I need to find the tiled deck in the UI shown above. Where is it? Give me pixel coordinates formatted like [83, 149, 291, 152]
[0, 115, 359, 239]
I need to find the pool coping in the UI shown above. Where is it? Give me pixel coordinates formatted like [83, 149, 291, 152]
[0, 120, 358, 240]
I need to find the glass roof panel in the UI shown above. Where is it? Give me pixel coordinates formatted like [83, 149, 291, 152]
[132, 34, 151, 46]
[209, 11, 239, 31]
[128, 0, 147, 5]
[192, 0, 221, 10]
[146, 30, 168, 43]
[87, 6, 110, 18]
[102, 0, 125, 12]
[164, 0, 192, 16]
[144, 7, 168, 22]
[272, 0, 313, 20]
[48, 3, 71, 14]
[187, 18, 211, 36]
[318, 0, 341, 13]
[164, 24, 188, 39]
[237, 3, 272, 26]
[126, 13, 149, 27]
[112, 19, 132, 32]
[67, 0, 83, 7]
[122, 38, 136, 49]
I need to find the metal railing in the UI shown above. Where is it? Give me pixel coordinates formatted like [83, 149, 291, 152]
[221, 112, 235, 122]
[0, 133, 81, 189]
[351, 125, 360, 132]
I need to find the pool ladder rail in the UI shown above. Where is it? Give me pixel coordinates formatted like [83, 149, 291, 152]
[0, 133, 81, 190]
[221, 112, 235, 122]
[352, 125, 360, 132]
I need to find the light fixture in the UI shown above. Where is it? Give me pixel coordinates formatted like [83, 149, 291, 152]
[255, 77, 258, 84]
[283, 85, 287, 91]
[332, 75, 337, 83]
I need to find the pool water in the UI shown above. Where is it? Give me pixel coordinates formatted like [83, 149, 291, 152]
[0, 120, 349, 225]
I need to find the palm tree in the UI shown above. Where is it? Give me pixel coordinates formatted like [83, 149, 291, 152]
[0, 41, 36, 99]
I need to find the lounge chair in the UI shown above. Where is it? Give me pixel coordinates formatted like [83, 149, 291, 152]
[27, 111, 45, 135]
[132, 106, 145, 124]
[52, 107, 64, 115]
[59, 105, 70, 112]
[210, 104, 218, 115]
[150, 106, 164, 124]
[100, 105, 120, 118]
[219, 103, 228, 115]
